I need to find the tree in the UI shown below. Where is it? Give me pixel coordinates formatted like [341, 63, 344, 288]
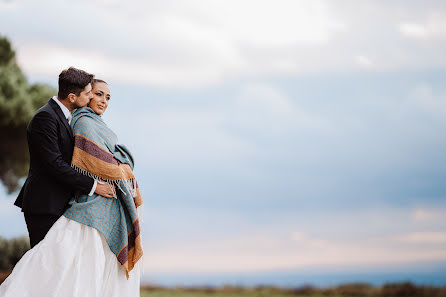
[0, 236, 30, 271]
[0, 35, 55, 193]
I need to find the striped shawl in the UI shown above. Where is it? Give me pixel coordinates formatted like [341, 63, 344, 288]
[63, 107, 143, 279]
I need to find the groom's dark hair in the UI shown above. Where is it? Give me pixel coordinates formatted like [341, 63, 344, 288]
[58, 67, 94, 99]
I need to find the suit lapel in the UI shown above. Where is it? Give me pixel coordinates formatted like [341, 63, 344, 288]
[48, 98, 73, 138]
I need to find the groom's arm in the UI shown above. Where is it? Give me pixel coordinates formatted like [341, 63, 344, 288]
[29, 110, 94, 193]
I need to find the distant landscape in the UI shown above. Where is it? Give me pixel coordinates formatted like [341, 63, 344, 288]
[122, 283, 446, 297]
[1, 273, 445, 297]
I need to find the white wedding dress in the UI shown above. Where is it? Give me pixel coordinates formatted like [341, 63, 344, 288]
[0, 215, 141, 297]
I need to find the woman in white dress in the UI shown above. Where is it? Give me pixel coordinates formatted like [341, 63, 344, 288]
[0, 79, 143, 297]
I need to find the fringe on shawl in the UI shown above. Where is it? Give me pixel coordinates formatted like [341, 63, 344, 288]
[71, 164, 138, 200]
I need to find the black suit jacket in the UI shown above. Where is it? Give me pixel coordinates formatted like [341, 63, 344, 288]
[14, 98, 94, 216]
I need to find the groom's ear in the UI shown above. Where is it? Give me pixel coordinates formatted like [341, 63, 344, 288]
[67, 93, 76, 103]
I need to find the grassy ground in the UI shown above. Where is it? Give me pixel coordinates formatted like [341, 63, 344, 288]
[140, 286, 319, 297]
[139, 290, 315, 297]
[140, 283, 446, 297]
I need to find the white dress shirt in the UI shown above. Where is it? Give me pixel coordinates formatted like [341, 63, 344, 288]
[51, 96, 97, 196]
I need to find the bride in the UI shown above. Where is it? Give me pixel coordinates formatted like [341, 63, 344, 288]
[0, 79, 143, 297]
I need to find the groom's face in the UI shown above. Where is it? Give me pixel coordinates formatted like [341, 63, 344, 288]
[73, 83, 93, 108]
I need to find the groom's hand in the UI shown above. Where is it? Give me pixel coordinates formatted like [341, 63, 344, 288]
[95, 182, 115, 198]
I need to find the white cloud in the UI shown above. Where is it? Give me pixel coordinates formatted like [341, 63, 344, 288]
[397, 232, 446, 244]
[193, 0, 345, 47]
[4, 0, 446, 87]
[142, 227, 446, 273]
[399, 23, 428, 38]
[399, 13, 446, 41]
[229, 83, 332, 134]
[413, 207, 446, 223]
[0, 0, 17, 9]
[355, 55, 374, 69]
[8, 0, 349, 88]
[103, 82, 331, 171]
[136, 205, 446, 274]
[290, 231, 307, 241]
[17, 43, 232, 88]
[109, 107, 258, 170]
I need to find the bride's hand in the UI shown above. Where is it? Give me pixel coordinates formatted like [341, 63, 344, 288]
[95, 181, 115, 198]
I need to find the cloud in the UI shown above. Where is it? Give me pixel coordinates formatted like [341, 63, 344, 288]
[397, 232, 446, 244]
[16, 42, 230, 88]
[103, 82, 330, 171]
[355, 55, 374, 69]
[413, 208, 446, 223]
[109, 107, 257, 171]
[135, 204, 446, 274]
[399, 13, 446, 41]
[227, 83, 333, 139]
[142, 226, 446, 273]
[3, 0, 446, 87]
[96, 72, 446, 212]
[1, 0, 347, 87]
[0, 0, 16, 9]
[192, 0, 345, 46]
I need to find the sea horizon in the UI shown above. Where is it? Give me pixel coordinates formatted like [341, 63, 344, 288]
[141, 261, 446, 288]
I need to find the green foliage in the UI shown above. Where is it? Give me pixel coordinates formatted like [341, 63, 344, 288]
[0, 35, 55, 193]
[333, 283, 376, 296]
[0, 236, 30, 271]
[381, 282, 418, 297]
[381, 282, 446, 297]
[0, 38, 15, 66]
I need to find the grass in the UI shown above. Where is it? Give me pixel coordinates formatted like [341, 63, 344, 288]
[139, 283, 446, 297]
[140, 285, 311, 297]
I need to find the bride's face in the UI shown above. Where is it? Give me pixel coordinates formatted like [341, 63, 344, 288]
[88, 82, 110, 115]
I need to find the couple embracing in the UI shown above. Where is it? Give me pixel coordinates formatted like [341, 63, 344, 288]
[0, 67, 144, 297]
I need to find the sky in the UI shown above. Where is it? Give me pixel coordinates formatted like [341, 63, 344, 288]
[1, 0, 446, 287]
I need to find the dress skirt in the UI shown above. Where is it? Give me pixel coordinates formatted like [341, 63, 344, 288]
[0, 215, 141, 297]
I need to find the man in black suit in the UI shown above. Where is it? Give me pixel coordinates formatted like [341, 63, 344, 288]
[14, 67, 115, 248]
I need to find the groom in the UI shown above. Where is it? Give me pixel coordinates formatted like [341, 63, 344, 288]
[14, 67, 115, 248]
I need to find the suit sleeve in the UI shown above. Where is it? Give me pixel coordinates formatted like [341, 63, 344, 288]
[28, 110, 95, 193]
